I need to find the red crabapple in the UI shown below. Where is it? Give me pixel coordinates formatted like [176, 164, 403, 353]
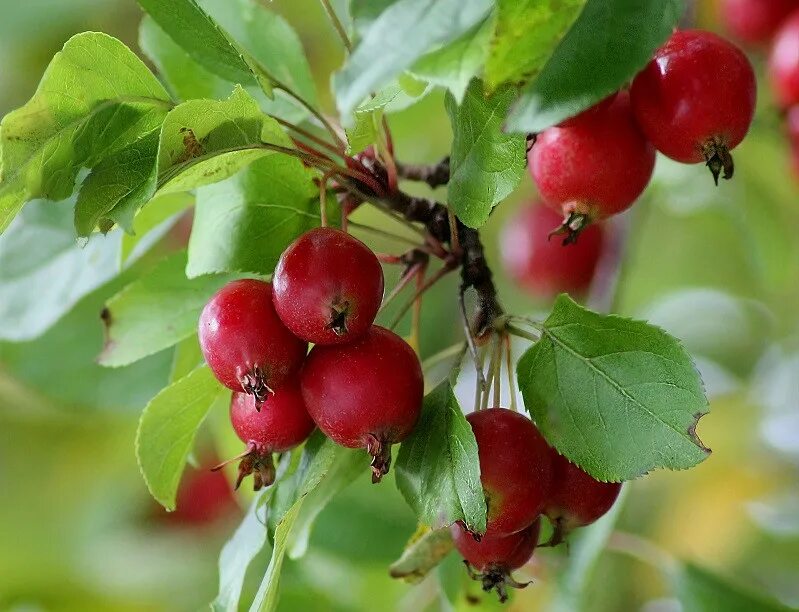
[721, 0, 799, 45]
[300, 326, 423, 482]
[467, 409, 553, 536]
[770, 11, 799, 108]
[631, 30, 756, 184]
[452, 519, 540, 602]
[272, 227, 384, 344]
[222, 385, 316, 490]
[544, 452, 622, 545]
[198, 279, 307, 404]
[529, 91, 655, 242]
[501, 203, 605, 299]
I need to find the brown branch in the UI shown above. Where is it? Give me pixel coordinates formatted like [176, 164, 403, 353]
[395, 157, 451, 189]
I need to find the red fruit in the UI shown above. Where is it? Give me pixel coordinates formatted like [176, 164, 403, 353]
[545, 452, 622, 544]
[451, 519, 540, 602]
[225, 385, 316, 490]
[501, 204, 605, 299]
[557, 92, 618, 128]
[163, 463, 237, 527]
[467, 409, 553, 536]
[721, 0, 799, 45]
[771, 11, 799, 108]
[273, 228, 384, 345]
[198, 279, 307, 403]
[631, 30, 756, 184]
[300, 326, 423, 482]
[529, 91, 655, 242]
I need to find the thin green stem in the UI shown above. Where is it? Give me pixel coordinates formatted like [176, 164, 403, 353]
[460, 288, 487, 405]
[492, 335, 502, 409]
[346, 221, 423, 248]
[319, 0, 353, 52]
[273, 116, 343, 157]
[505, 334, 517, 412]
[505, 324, 540, 344]
[606, 531, 677, 575]
[388, 264, 455, 331]
[421, 342, 467, 374]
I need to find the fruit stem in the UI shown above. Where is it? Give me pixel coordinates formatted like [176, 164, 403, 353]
[492, 334, 503, 408]
[460, 288, 488, 407]
[505, 324, 540, 344]
[505, 334, 518, 413]
[274, 116, 343, 157]
[387, 261, 456, 331]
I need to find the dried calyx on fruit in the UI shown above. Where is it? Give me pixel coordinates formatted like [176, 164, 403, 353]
[300, 326, 423, 482]
[529, 91, 655, 243]
[272, 227, 384, 345]
[215, 386, 315, 490]
[451, 519, 541, 603]
[631, 29, 756, 184]
[198, 279, 307, 406]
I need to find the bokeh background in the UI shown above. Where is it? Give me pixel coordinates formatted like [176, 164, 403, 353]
[0, 1, 797, 610]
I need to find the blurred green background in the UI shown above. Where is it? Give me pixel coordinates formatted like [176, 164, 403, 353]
[0, 0, 798, 610]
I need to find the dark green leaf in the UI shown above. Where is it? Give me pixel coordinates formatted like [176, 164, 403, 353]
[505, 0, 683, 132]
[139, 16, 233, 102]
[187, 155, 319, 277]
[212, 489, 272, 612]
[389, 526, 454, 584]
[99, 250, 234, 367]
[676, 563, 793, 612]
[0, 200, 120, 341]
[136, 0, 257, 87]
[0, 32, 171, 233]
[135, 364, 224, 509]
[446, 80, 526, 228]
[410, 18, 493, 103]
[74, 130, 160, 236]
[484, 0, 586, 92]
[334, 0, 493, 115]
[517, 295, 710, 481]
[395, 382, 486, 534]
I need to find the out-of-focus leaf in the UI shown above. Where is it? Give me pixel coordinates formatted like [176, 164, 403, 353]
[446, 80, 526, 228]
[188, 155, 319, 277]
[334, 0, 492, 115]
[506, 0, 682, 132]
[120, 192, 194, 265]
[99, 250, 234, 367]
[484, 0, 586, 92]
[135, 364, 224, 509]
[395, 382, 486, 534]
[212, 489, 272, 612]
[0, 32, 171, 234]
[0, 200, 120, 341]
[676, 563, 793, 612]
[517, 295, 710, 481]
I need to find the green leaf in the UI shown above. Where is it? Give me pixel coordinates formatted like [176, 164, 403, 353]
[188, 155, 319, 277]
[0, 199, 121, 341]
[395, 382, 486, 534]
[389, 526, 454, 584]
[676, 563, 793, 612]
[0, 32, 171, 234]
[156, 86, 292, 196]
[136, 0, 257, 87]
[120, 192, 194, 264]
[446, 80, 526, 228]
[250, 434, 361, 612]
[516, 295, 710, 481]
[139, 16, 233, 102]
[99, 250, 234, 367]
[74, 130, 160, 236]
[484, 0, 586, 92]
[170, 335, 204, 383]
[410, 18, 493, 103]
[334, 0, 493, 115]
[505, 0, 683, 132]
[212, 490, 272, 612]
[135, 364, 224, 509]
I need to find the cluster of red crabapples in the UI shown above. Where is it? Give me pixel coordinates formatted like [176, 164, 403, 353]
[451, 409, 622, 601]
[507, 28, 756, 293]
[198, 226, 424, 488]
